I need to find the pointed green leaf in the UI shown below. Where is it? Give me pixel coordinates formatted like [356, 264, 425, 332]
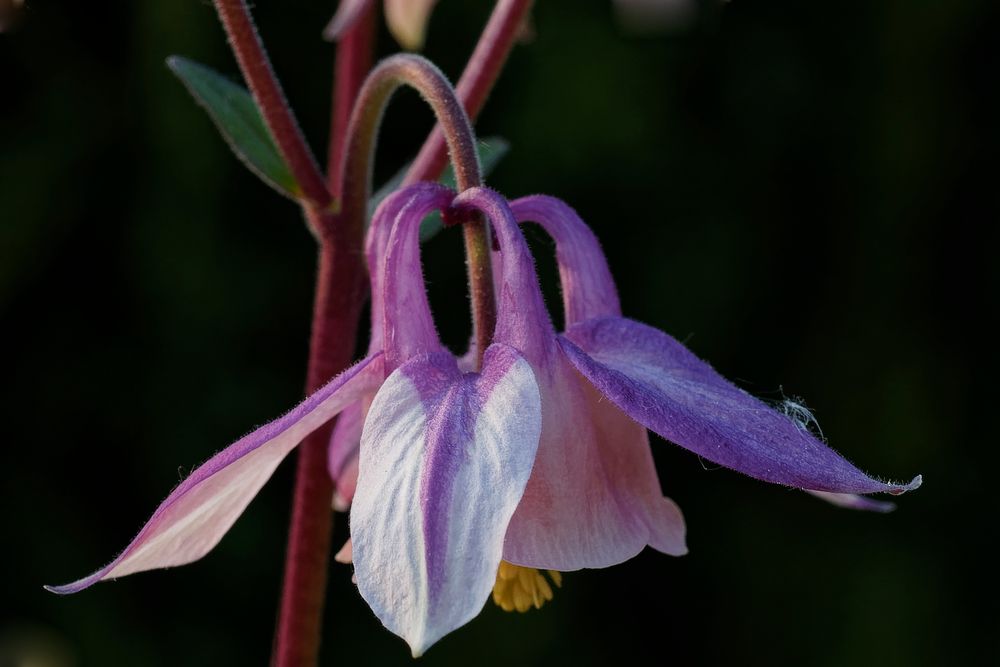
[167, 56, 300, 199]
[369, 137, 511, 241]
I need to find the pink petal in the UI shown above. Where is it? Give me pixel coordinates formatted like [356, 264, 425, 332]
[503, 350, 687, 570]
[352, 345, 541, 656]
[334, 538, 354, 564]
[384, 0, 438, 50]
[46, 354, 384, 594]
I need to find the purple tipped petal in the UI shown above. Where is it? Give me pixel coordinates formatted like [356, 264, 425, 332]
[561, 316, 921, 496]
[322, 0, 373, 41]
[510, 195, 621, 325]
[352, 344, 541, 656]
[807, 490, 898, 513]
[46, 354, 384, 595]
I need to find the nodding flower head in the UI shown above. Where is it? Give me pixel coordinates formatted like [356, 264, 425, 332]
[47, 182, 920, 657]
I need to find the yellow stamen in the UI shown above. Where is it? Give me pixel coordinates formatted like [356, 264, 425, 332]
[491, 561, 563, 613]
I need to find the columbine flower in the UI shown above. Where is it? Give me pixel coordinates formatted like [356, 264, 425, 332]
[324, 0, 438, 51]
[48, 182, 920, 657]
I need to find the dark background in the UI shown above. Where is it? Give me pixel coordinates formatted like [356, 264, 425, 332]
[2, 0, 996, 665]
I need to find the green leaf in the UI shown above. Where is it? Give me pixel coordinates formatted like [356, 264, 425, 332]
[167, 56, 300, 199]
[369, 137, 511, 241]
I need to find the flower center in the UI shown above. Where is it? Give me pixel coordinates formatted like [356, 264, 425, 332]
[491, 561, 563, 612]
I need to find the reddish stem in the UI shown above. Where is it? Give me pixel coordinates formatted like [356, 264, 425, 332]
[273, 212, 367, 667]
[213, 0, 332, 209]
[327, 4, 377, 192]
[406, 0, 534, 184]
[270, 6, 374, 667]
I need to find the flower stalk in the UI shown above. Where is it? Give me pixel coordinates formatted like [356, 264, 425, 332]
[406, 0, 534, 184]
[326, 3, 377, 191]
[213, 0, 333, 211]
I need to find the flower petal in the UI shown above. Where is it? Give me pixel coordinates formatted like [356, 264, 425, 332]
[351, 344, 541, 656]
[385, 0, 438, 50]
[504, 350, 686, 571]
[561, 316, 922, 496]
[328, 399, 365, 510]
[46, 354, 384, 595]
[322, 0, 373, 42]
[807, 490, 897, 513]
[509, 195, 621, 325]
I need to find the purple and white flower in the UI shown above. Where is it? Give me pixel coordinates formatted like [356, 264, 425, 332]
[48, 182, 920, 656]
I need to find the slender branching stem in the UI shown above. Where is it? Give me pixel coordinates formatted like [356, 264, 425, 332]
[326, 4, 377, 193]
[213, 0, 332, 210]
[269, 6, 374, 667]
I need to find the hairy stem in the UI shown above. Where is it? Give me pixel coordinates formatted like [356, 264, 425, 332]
[269, 8, 374, 667]
[213, 0, 332, 209]
[337, 54, 495, 365]
[326, 3, 376, 192]
[405, 0, 534, 184]
[273, 212, 367, 667]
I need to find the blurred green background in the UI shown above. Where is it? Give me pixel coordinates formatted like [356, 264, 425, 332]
[2, 0, 996, 665]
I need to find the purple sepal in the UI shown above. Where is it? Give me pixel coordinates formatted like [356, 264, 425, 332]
[560, 316, 921, 496]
